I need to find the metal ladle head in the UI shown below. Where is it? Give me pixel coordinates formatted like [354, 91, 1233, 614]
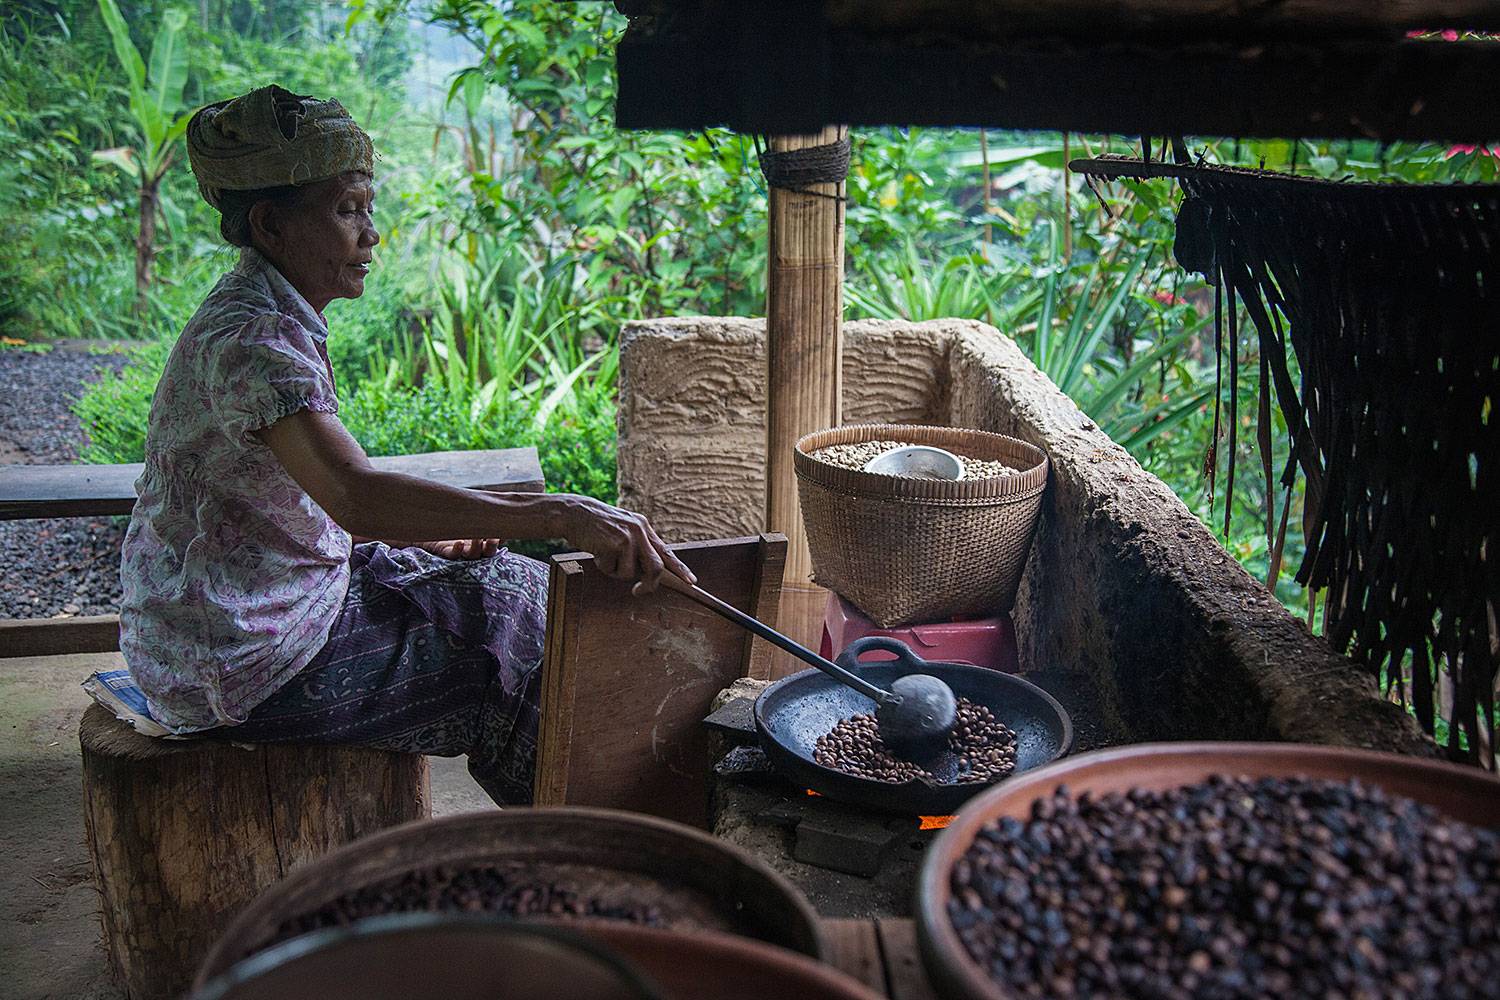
[863, 445, 965, 481]
[636, 575, 959, 755]
[876, 673, 959, 753]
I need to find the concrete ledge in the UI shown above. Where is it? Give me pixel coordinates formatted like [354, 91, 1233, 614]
[945, 324, 1430, 755]
[618, 317, 1431, 754]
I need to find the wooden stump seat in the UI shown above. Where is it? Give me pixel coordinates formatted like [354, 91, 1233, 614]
[79, 704, 431, 1000]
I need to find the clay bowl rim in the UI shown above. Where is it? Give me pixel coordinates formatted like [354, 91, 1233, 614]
[192, 912, 663, 1000]
[914, 741, 1500, 1000]
[583, 922, 892, 1000]
[195, 806, 825, 988]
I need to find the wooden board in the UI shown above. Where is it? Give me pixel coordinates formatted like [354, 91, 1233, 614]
[819, 917, 941, 999]
[821, 917, 888, 994]
[822, 0, 1500, 40]
[616, 9, 1500, 142]
[877, 918, 940, 1000]
[0, 614, 120, 658]
[0, 447, 545, 521]
[533, 533, 787, 827]
[742, 535, 787, 681]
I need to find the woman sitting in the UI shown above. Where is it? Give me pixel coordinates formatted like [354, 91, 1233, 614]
[118, 85, 692, 805]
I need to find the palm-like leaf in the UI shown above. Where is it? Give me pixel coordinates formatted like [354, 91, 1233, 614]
[96, 0, 144, 96]
[146, 9, 189, 124]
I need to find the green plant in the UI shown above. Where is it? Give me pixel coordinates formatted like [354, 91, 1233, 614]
[846, 240, 1036, 324]
[0, 7, 134, 340]
[93, 0, 191, 316]
[74, 339, 172, 463]
[340, 375, 617, 503]
[398, 239, 619, 428]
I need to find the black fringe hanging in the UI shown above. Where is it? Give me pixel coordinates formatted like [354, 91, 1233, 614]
[1082, 157, 1499, 765]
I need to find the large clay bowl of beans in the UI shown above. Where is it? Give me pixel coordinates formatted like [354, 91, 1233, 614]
[192, 916, 663, 1000]
[916, 742, 1500, 1000]
[195, 808, 824, 988]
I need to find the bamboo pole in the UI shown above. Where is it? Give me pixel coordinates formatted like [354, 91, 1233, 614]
[765, 126, 848, 677]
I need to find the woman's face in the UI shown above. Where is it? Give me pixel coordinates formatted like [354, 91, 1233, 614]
[251, 171, 380, 313]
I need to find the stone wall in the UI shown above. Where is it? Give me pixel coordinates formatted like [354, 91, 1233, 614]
[618, 317, 1430, 754]
[617, 317, 950, 540]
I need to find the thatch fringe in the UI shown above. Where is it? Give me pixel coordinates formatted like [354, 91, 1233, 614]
[1077, 157, 1498, 765]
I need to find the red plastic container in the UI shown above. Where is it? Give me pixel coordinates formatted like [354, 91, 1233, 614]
[818, 592, 1018, 673]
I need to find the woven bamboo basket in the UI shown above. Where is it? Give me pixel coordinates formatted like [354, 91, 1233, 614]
[794, 425, 1048, 627]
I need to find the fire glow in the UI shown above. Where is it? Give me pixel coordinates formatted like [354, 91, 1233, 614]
[804, 790, 953, 830]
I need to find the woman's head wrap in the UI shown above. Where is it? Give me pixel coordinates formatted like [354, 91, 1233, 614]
[186, 85, 374, 209]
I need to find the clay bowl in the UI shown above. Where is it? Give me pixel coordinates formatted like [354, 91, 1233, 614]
[195, 807, 823, 988]
[584, 923, 889, 1000]
[915, 741, 1500, 1000]
[192, 915, 662, 1000]
[193, 916, 888, 1000]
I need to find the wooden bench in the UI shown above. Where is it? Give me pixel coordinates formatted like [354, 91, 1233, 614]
[0, 447, 546, 658]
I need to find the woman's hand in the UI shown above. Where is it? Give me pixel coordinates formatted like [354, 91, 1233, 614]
[419, 538, 504, 561]
[553, 495, 696, 592]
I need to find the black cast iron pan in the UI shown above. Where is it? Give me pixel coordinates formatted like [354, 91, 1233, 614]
[753, 637, 1073, 815]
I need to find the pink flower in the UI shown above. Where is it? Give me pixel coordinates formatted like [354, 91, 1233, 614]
[1445, 144, 1499, 159]
[1152, 290, 1187, 306]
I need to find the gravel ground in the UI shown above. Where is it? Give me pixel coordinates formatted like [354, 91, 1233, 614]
[0, 346, 129, 619]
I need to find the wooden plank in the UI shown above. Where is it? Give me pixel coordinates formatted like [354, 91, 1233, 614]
[0, 464, 143, 519]
[876, 918, 940, 1000]
[534, 559, 585, 808]
[823, 0, 1500, 40]
[365, 449, 545, 494]
[744, 532, 788, 681]
[821, 917, 890, 996]
[0, 447, 545, 521]
[531, 534, 788, 827]
[0, 614, 120, 658]
[765, 125, 845, 677]
[617, 18, 1500, 142]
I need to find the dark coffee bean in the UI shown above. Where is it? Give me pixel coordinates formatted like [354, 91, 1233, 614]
[948, 776, 1500, 1000]
[264, 862, 668, 952]
[817, 697, 1017, 785]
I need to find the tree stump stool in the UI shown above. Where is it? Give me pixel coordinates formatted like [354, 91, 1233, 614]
[79, 703, 431, 1000]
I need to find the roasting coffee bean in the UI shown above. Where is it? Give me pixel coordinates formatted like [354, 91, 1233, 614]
[265, 862, 668, 950]
[947, 775, 1500, 1000]
[813, 697, 1017, 784]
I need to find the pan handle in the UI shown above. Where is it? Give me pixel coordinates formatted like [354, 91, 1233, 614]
[835, 636, 934, 675]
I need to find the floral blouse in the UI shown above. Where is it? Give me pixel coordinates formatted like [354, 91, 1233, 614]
[119, 247, 351, 733]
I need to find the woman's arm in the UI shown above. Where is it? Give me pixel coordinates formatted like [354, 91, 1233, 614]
[256, 409, 694, 590]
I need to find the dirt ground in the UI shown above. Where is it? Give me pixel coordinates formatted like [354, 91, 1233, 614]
[0, 652, 495, 999]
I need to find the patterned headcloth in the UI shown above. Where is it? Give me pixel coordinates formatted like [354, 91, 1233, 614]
[186, 85, 374, 208]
